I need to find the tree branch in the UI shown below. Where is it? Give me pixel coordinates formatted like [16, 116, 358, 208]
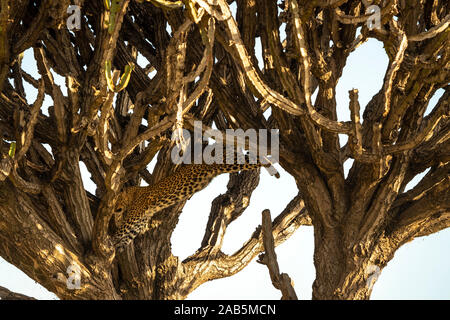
[409, 13, 450, 42]
[257, 209, 298, 300]
[180, 193, 310, 296]
[390, 162, 450, 237]
[200, 169, 261, 251]
[0, 286, 36, 300]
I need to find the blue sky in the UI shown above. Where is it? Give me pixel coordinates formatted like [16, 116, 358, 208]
[0, 11, 449, 300]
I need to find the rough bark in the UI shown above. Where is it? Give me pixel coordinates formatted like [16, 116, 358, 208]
[0, 0, 448, 300]
[0, 285, 36, 300]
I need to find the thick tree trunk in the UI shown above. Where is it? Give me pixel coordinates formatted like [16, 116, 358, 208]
[0, 180, 119, 300]
[312, 226, 376, 300]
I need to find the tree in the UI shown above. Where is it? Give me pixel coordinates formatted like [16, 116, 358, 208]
[0, 0, 448, 300]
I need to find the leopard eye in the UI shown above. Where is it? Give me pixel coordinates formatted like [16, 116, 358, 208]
[115, 206, 124, 213]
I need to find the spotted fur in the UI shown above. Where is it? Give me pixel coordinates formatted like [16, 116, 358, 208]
[112, 161, 275, 250]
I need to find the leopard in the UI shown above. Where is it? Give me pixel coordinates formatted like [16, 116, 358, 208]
[111, 160, 279, 251]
